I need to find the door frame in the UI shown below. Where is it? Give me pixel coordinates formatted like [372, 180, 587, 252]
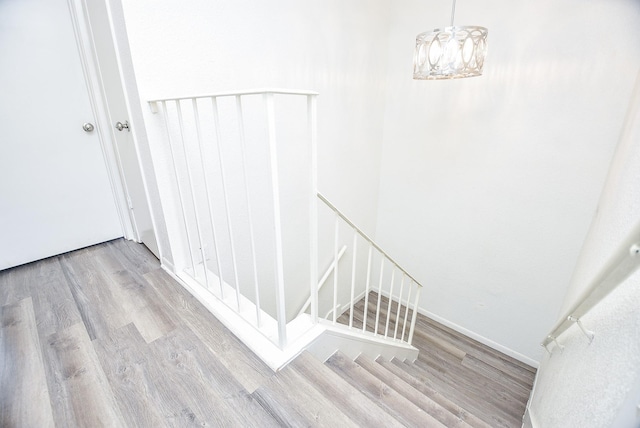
[65, 0, 136, 240]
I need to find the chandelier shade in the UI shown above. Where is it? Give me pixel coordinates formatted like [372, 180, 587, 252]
[413, 26, 488, 80]
[413, 0, 488, 80]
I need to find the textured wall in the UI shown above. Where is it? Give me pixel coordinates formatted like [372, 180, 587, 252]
[375, 0, 640, 364]
[526, 75, 640, 427]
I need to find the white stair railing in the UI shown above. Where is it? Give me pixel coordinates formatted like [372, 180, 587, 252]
[149, 89, 319, 350]
[149, 88, 422, 367]
[316, 193, 423, 346]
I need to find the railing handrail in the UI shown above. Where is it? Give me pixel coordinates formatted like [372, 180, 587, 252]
[317, 192, 423, 289]
[542, 223, 640, 348]
[148, 88, 319, 105]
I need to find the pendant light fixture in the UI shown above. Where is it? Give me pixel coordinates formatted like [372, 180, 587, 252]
[413, 0, 488, 80]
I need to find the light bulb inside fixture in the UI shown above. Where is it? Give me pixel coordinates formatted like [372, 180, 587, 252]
[442, 33, 460, 68]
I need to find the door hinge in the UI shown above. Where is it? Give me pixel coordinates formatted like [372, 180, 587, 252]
[126, 196, 134, 210]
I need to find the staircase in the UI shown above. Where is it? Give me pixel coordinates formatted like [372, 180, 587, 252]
[146, 89, 536, 427]
[253, 294, 535, 428]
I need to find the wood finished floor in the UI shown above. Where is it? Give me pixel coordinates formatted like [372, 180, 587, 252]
[1, 239, 535, 427]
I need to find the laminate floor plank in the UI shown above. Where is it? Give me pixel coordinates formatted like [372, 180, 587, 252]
[414, 336, 530, 406]
[253, 362, 359, 428]
[461, 354, 531, 398]
[356, 355, 473, 428]
[415, 316, 536, 386]
[105, 238, 160, 276]
[378, 357, 492, 428]
[290, 352, 405, 428]
[144, 268, 273, 393]
[90, 246, 176, 343]
[42, 322, 126, 427]
[147, 325, 278, 427]
[413, 357, 522, 427]
[0, 262, 36, 306]
[59, 249, 130, 341]
[326, 351, 447, 428]
[418, 341, 528, 412]
[393, 358, 516, 428]
[92, 322, 172, 427]
[28, 258, 84, 339]
[1, 298, 55, 428]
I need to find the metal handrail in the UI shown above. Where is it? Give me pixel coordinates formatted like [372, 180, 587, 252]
[317, 192, 423, 290]
[542, 223, 640, 349]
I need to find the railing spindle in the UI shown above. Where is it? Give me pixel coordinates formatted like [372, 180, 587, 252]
[332, 213, 339, 324]
[235, 96, 262, 326]
[408, 285, 422, 345]
[211, 97, 242, 311]
[362, 244, 373, 333]
[160, 101, 197, 275]
[192, 99, 224, 295]
[393, 274, 405, 340]
[175, 102, 211, 288]
[308, 95, 319, 323]
[374, 258, 385, 335]
[264, 93, 287, 347]
[192, 98, 224, 299]
[349, 229, 357, 328]
[384, 267, 396, 338]
[401, 280, 413, 342]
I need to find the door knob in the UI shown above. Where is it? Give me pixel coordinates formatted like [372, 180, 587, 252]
[115, 121, 130, 132]
[82, 122, 94, 132]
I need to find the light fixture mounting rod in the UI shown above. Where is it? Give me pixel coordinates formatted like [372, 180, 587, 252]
[450, 0, 457, 27]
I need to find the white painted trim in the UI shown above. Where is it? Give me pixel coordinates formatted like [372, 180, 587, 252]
[417, 307, 540, 368]
[103, 0, 164, 260]
[522, 406, 538, 428]
[66, 0, 135, 241]
[306, 321, 419, 363]
[160, 265, 324, 371]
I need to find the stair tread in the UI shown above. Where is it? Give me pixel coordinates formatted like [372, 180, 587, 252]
[252, 362, 359, 428]
[395, 358, 521, 428]
[416, 343, 530, 415]
[290, 352, 404, 428]
[378, 357, 492, 428]
[326, 351, 447, 428]
[415, 316, 535, 386]
[355, 355, 473, 428]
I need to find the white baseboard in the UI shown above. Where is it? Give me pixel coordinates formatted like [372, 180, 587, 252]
[417, 307, 540, 369]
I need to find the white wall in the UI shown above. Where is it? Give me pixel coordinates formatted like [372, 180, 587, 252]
[527, 76, 640, 426]
[375, 0, 640, 364]
[120, 0, 390, 237]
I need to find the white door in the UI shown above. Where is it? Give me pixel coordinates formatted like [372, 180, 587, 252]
[0, 0, 123, 270]
[83, 0, 160, 258]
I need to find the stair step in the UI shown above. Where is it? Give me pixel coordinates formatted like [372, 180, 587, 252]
[290, 352, 404, 427]
[395, 358, 520, 428]
[415, 344, 529, 419]
[252, 363, 358, 427]
[378, 358, 492, 428]
[414, 316, 535, 389]
[326, 351, 447, 428]
[355, 355, 474, 428]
